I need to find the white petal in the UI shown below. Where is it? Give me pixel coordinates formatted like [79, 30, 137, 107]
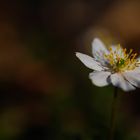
[92, 38, 108, 60]
[133, 66, 140, 71]
[110, 73, 135, 92]
[137, 57, 140, 61]
[123, 71, 140, 88]
[76, 52, 104, 71]
[110, 45, 117, 51]
[89, 71, 111, 87]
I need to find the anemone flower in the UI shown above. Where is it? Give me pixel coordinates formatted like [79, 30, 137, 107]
[76, 38, 140, 139]
[76, 38, 140, 92]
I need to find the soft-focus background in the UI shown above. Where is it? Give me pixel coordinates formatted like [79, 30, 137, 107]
[1, 0, 140, 140]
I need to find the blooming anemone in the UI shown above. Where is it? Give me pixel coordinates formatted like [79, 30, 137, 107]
[76, 38, 140, 92]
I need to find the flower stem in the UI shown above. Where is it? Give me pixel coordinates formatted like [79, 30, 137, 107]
[110, 87, 118, 140]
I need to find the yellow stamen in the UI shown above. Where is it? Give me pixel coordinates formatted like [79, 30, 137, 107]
[104, 45, 139, 72]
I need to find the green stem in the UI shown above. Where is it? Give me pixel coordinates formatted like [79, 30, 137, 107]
[110, 87, 118, 140]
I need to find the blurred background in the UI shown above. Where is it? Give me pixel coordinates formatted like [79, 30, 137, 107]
[0, 0, 140, 139]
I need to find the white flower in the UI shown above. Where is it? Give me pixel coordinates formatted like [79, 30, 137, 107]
[76, 38, 140, 92]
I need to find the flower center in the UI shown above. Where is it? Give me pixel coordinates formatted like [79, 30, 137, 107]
[104, 45, 139, 72]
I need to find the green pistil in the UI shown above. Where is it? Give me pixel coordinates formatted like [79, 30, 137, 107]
[117, 59, 125, 67]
